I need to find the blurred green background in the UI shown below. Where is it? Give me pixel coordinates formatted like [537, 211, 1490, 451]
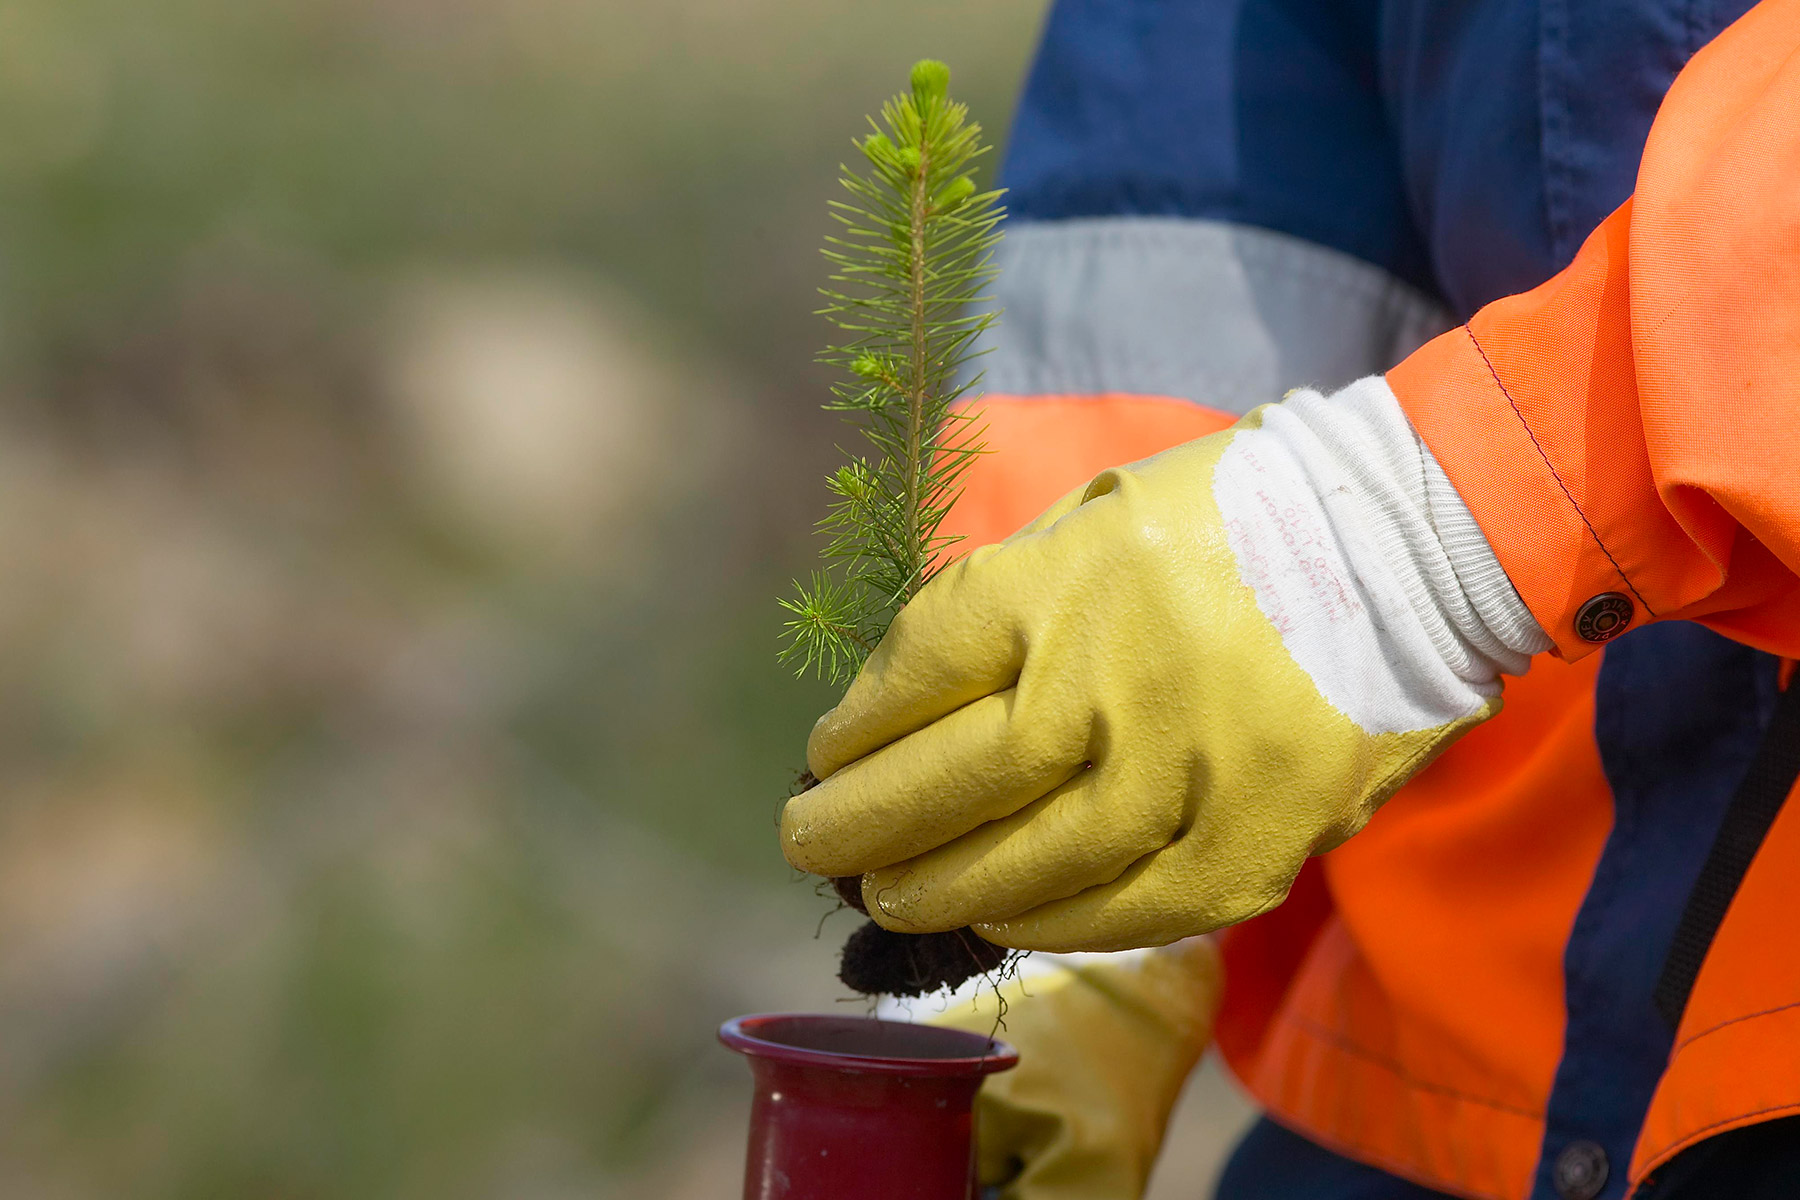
[0, 2, 1257, 1196]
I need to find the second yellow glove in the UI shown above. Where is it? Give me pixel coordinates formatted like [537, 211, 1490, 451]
[929, 939, 1222, 1200]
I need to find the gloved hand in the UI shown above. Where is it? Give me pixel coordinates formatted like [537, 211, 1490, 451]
[928, 939, 1222, 1200]
[782, 377, 1547, 951]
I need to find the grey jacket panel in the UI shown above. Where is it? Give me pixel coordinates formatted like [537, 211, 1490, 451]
[975, 217, 1454, 414]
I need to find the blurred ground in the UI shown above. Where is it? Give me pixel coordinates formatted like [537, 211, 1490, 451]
[0, 1, 1255, 1195]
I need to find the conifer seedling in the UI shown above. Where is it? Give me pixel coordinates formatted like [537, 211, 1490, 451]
[781, 61, 1011, 996]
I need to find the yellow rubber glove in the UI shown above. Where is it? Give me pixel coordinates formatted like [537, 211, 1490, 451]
[929, 939, 1222, 1200]
[783, 384, 1525, 951]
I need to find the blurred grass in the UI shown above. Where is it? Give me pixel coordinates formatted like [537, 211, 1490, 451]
[0, 0, 1035, 382]
[0, 1, 1054, 1196]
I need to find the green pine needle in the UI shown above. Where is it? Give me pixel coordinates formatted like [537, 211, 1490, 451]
[780, 59, 1004, 686]
[778, 571, 874, 685]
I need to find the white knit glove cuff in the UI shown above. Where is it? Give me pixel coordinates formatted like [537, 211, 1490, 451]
[1212, 375, 1550, 736]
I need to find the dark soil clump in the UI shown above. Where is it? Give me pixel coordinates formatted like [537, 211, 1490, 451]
[796, 772, 1006, 996]
[831, 873, 867, 913]
[838, 919, 1011, 998]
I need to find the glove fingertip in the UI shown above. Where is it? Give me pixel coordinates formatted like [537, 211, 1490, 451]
[804, 709, 849, 780]
[777, 797, 841, 876]
[864, 889, 955, 936]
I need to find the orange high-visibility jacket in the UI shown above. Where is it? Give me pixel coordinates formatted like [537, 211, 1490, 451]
[947, 2, 1800, 1196]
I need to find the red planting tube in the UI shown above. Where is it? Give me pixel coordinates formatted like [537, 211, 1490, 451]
[720, 1013, 1018, 1200]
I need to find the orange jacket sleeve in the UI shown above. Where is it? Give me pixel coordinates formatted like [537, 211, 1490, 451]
[1389, 0, 1800, 660]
